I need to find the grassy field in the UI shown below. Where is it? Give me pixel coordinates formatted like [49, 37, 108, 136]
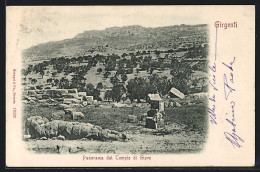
[23, 102, 208, 154]
[24, 102, 207, 154]
[164, 105, 208, 133]
[23, 103, 207, 134]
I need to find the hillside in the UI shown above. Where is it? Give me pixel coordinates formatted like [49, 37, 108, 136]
[22, 24, 208, 62]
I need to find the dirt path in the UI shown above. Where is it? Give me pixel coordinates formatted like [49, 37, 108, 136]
[25, 132, 207, 154]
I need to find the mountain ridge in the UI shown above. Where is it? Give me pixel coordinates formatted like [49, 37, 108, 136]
[22, 24, 208, 62]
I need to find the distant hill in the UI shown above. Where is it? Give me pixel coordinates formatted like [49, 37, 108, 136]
[22, 24, 208, 62]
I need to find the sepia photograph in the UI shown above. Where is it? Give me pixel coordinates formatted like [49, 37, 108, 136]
[6, 6, 255, 167]
[20, 8, 209, 155]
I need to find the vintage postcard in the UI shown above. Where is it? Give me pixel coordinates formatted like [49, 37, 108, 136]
[6, 5, 255, 167]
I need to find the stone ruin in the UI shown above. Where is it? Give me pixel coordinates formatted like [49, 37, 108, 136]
[25, 116, 127, 141]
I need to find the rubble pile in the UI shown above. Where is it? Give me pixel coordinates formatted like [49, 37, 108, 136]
[25, 116, 127, 141]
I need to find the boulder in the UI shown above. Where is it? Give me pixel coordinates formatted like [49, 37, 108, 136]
[40, 137, 48, 140]
[71, 124, 82, 139]
[72, 112, 84, 120]
[110, 130, 119, 135]
[44, 122, 51, 137]
[107, 133, 117, 140]
[81, 125, 92, 137]
[49, 120, 60, 136]
[57, 135, 65, 140]
[58, 120, 68, 133]
[89, 127, 99, 137]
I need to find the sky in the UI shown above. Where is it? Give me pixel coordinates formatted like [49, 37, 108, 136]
[7, 6, 208, 50]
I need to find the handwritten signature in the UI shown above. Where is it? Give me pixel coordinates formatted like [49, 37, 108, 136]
[208, 27, 218, 125]
[209, 24, 244, 148]
[222, 57, 244, 148]
[208, 64, 217, 124]
[223, 57, 236, 100]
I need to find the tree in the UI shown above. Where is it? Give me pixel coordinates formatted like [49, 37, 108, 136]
[92, 89, 101, 100]
[47, 78, 53, 84]
[78, 56, 84, 65]
[139, 62, 149, 71]
[126, 68, 133, 74]
[22, 69, 29, 83]
[96, 82, 103, 90]
[136, 68, 140, 75]
[105, 56, 117, 71]
[40, 70, 45, 78]
[31, 78, 37, 85]
[122, 94, 127, 103]
[52, 72, 58, 79]
[54, 79, 59, 86]
[149, 74, 169, 95]
[59, 77, 70, 89]
[158, 57, 165, 63]
[130, 55, 138, 67]
[84, 83, 100, 100]
[126, 77, 149, 103]
[143, 56, 152, 63]
[104, 71, 111, 78]
[27, 64, 33, 74]
[55, 63, 66, 73]
[154, 50, 161, 57]
[104, 90, 112, 102]
[151, 61, 160, 68]
[117, 66, 125, 75]
[149, 67, 155, 75]
[33, 64, 42, 74]
[121, 74, 128, 83]
[111, 84, 126, 102]
[110, 75, 120, 86]
[159, 63, 166, 70]
[71, 57, 76, 64]
[50, 58, 58, 65]
[97, 68, 102, 74]
[70, 72, 86, 91]
[122, 53, 127, 58]
[169, 59, 192, 94]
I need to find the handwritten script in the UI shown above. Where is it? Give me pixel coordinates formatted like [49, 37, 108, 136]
[210, 22, 244, 149]
[208, 27, 218, 125]
[222, 57, 244, 148]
